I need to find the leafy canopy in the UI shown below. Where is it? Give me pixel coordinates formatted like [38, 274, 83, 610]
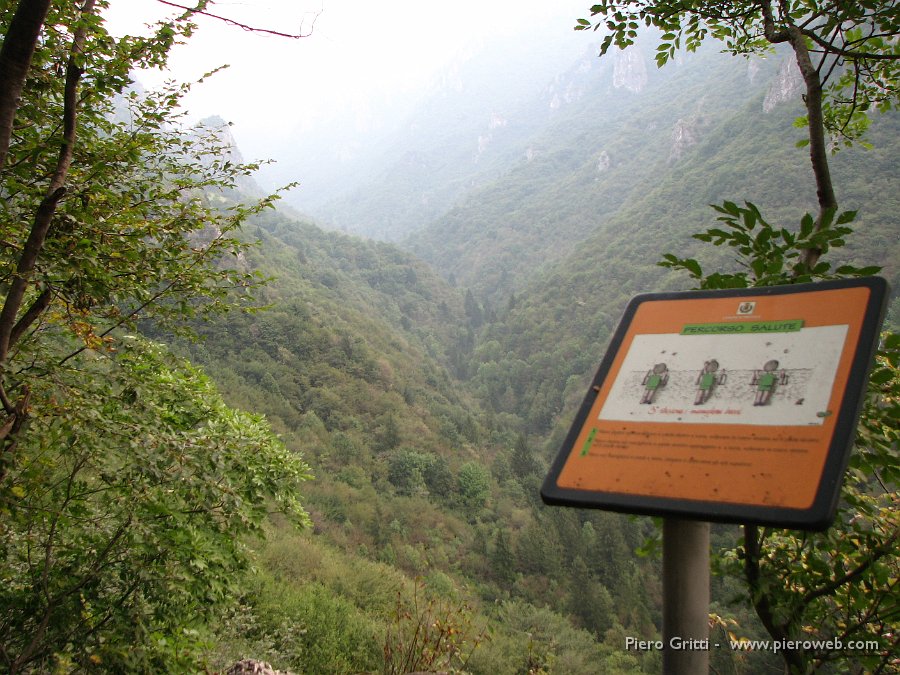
[577, 1, 900, 144]
[1, 338, 312, 671]
[0, 1, 310, 671]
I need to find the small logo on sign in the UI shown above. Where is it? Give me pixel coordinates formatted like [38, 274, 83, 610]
[737, 301, 756, 315]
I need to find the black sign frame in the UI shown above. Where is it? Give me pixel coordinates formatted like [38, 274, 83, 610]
[541, 277, 889, 530]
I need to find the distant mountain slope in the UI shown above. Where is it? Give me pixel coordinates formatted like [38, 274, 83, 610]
[404, 42, 785, 299]
[303, 24, 597, 240]
[251, 34, 900, 445]
[189, 206, 475, 437]
[183, 33, 897, 672]
[403, 42, 898, 301]
[188, 196, 666, 675]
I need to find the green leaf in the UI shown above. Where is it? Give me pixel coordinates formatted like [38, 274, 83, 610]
[682, 258, 703, 277]
[835, 210, 857, 225]
[799, 213, 815, 238]
[721, 200, 740, 216]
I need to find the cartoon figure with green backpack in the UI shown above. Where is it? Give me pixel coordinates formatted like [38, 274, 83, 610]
[640, 363, 669, 404]
[694, 359, 726, 405]
[751, 359, 788, 406]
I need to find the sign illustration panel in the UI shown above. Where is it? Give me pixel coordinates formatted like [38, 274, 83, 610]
[599, 324, 847, 426]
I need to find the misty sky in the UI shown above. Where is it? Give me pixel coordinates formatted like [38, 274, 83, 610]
[105, 0, 598, 171]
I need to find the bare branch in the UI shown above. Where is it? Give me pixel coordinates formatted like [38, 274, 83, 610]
[156, 0, 319, 39]
[801, 26, 900, 61]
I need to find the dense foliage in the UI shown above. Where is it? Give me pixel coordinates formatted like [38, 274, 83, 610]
[190, 13, 897, 673]
[0, 2, 310, 671]
[0, 339, 310, 671]
[578, 0, 899, 147]
[187, 207, 665, 673]
[661, 204, 899, 672]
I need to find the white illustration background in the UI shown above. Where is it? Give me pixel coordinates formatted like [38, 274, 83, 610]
[598, 325, 849, 426]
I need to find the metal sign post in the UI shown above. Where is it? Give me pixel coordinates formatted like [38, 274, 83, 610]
[663, 519, 709, 674]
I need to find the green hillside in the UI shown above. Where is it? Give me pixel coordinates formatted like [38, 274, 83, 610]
[406, 44, 899, 306]
[308, 25, 596, 241]
[457, 106, 900, 435]
[180, 206, 676, 674]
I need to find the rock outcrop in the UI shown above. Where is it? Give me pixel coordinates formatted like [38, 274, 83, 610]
[763, 55, 804, 112]
[612, 45, 648, 93]
[224, 659, 296, 675]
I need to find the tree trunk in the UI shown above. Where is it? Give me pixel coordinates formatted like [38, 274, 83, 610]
[786, 25, 838, 270]
[0, 0, 53, 171]
[0, 0, 96, 364]
[760, 0, 838, 271]
[743, 525, 808, 674]
[0, 0, 96, 467]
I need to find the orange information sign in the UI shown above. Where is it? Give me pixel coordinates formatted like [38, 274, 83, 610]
[541, 278, 888, 529]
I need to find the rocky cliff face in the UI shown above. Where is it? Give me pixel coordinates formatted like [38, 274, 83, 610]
[195, 115, 265, 198]
[747, 58, 761, 84]
[596, 149, 612, 172]
[545, 48, 601, 111]
[668, 99, 715, 163]
[197, 115, 245, 163]
[669, 117, 700, 162]
[543, 41, 648, 114]
[476, 112, 510, 160]
[612, 45, 648, 93]
[763, 55, 804, 112]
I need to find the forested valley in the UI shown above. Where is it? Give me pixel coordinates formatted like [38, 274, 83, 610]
[0, 2, 897, 674]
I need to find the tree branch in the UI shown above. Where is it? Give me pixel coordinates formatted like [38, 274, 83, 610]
[0, 187, 66, 364]
[782, 23, 838, 269]
[874, 632, 900, 675]
[0, 0, 96, 364]
[8, 288, 52, 349]
[743, 524, 807, 672]
[760, 0, 790, 43]
[156, 0, 318, 39]
[796, 527, 899, 611]
[801, 27, 900, 62]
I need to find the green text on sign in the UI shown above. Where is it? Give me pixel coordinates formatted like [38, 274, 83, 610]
[681, 319, 804, 335]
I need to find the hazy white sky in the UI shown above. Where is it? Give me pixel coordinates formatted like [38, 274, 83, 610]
[104, 0, 595, 164]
